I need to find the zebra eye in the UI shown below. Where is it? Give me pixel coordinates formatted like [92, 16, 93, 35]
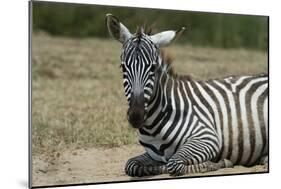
[150, 64, 156, 72]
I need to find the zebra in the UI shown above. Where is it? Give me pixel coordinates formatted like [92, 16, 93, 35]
[105, 14, 268, 177]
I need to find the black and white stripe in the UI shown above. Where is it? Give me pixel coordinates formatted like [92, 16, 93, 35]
[121, 36, 158, 109]
[139, 73, 268, 163]
[106, 14, 268, 176]
[124, 35, 267, 176]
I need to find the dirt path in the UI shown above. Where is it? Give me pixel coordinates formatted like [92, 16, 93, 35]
[32, 145, 268, 187]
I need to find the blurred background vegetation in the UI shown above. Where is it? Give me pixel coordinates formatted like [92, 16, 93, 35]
[33, 1, 268, 50]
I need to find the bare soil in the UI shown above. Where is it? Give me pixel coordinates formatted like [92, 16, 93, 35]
[32, 145, 268, 187]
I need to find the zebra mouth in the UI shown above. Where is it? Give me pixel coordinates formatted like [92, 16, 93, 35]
[127, 109, 145, 129]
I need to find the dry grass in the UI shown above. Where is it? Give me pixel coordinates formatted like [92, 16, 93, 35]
[32, 33, 268, 156]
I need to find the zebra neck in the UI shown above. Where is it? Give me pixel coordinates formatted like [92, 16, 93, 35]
[143, 71, 192, 131]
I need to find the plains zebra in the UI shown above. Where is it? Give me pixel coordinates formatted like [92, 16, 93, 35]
[106, 14, 268, 177]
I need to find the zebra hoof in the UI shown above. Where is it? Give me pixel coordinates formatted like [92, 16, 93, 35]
[125, 159, 144, 177]
[125, 163, 144, 177]
[166, 158, 185, 176]
[223, 159, 233, 168]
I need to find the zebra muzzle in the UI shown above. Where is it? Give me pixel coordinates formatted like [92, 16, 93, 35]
[127, 108, 145, 129]
[127, 91, 145, 129]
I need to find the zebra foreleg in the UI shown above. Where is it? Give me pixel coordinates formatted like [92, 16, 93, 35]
[166, 140, 233, 176]
[125, 153, 166, 177]
[167, 159, 233, 176]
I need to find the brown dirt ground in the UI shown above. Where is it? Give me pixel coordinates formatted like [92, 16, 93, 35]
[32, 145, 268, 187]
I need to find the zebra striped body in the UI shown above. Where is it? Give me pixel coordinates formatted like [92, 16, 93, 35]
[106, 13, 268, 176]
[139, 73, 268, 166]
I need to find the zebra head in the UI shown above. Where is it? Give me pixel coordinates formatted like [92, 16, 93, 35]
[106, 14, 185, 128]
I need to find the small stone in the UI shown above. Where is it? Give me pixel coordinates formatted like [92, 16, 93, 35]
[56, 152, 60, 158]
[72, 152, 78, 155]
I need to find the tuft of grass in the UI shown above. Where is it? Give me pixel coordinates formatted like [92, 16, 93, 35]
[32, 33, 267, 155]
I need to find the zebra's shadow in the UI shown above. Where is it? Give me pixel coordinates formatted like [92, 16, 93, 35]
[128, 174, 174, 181]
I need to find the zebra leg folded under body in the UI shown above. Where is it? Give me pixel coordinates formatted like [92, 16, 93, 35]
[259, 155, 268, 165]
[125, 153, 166, 177]
[166, 140, 233, 176]
[167, 159, 233, 176]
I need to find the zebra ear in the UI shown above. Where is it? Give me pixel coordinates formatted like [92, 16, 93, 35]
[106, 13, 132, 43]
[150, 27, 186, 47]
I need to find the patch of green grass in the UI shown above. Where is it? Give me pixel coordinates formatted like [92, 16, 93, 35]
[32, 33, 267, 155]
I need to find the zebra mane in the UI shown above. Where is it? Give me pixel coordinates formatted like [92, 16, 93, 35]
[160, 48, 192, 81]
[136, 24, 156, 36]
[160, 48, 174, 74]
